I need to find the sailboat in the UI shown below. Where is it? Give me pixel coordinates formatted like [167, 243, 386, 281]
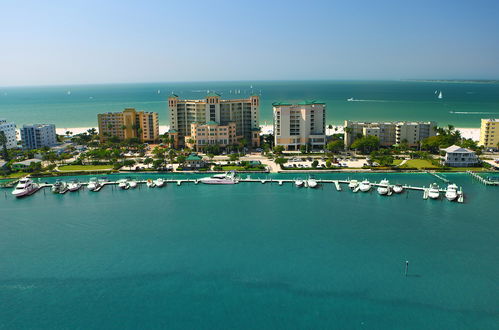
[157, 89, 161, 94]
[438, 91, 443, 99]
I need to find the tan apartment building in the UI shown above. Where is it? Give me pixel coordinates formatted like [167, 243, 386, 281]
[168, 93, 260, 148]
[273, 101, 326, 151]
[478, 119, 499, 150]
[344, 121, 437, 147]
[98, 108, 159, 142]
[185, 121, 241, 151]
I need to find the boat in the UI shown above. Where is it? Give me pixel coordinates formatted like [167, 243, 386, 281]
[87, 177, 99, 191]
[68, 180, 82, 192]
[428, 183, 440, 199]
[295, 179, 304, 187]
[146, 179, 156, 188]
[200, 171, 238, 184]
[52, 180, 68, 194]
[347, 97, 355, 101]
[307, 177, 318, 188]
[129, 180, 137, 189]
[392, 184, 403, 194]
[118, 179, 130, 190]
[445, 183, 458, 201]
[359, 179, 371, 192]
[154, 178, 165, 187]
[11, 178, 39, 197]
[348, 179, 359, 190]
[438, 91, 443, 99]
[58, 181, 69, 194]
[377, 179, 390, 195]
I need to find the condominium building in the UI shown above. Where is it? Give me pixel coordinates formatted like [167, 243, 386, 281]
[344, 121, 437, 147]
[478, 118, 499, 150]
[0, 119, 17, 149]
[442, 145, 479, 167]
[273, 101, 326, 151]
[20, 124, 57, 150]
[168, 93, 260, 148]
[185, 121, 241, 151]
[98, 108, 159, 142]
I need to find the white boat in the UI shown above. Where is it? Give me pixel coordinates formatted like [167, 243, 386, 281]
[347, 97, 355, 101]
[146, 179, 156, 188]
[52, 180, 68, 194]
[348, 179, 359, 190]
[154, 178, 165, 187]
[129, 180, 137, 189]
[118, 179, 130, 190]
[68, 180, 82, 192]
[445, 183, 458, 201]
[200, 171, 238, 184]
[428, 183, 440, 199]
[87, 177, 99, 191]
[438, 91, 443, 99]
[295, 179, 304, 187]
[377, 179, 390, 195]
[392, 184, 403, 193]
[11, 178, 39, 197]
[59, 181, 69, 194]
[307, 177, 318, 188]
[359, 179, 371, 192]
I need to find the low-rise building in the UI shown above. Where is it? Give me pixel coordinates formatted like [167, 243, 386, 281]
[273, 101, 326, 151]
[344, 121, 437, 147]
[183, 153, 206, 169]
[442, 145, 479, 167]
[98, 108, 159, 143]
[185, 121, 241, 151]
[12, 158, 42, 171]
[0, 119, 17, 149]
[478, 118, 499, 150]
[20, 124, 57, 150]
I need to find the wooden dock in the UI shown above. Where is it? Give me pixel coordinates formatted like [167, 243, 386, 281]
[467, 171, 499, 185]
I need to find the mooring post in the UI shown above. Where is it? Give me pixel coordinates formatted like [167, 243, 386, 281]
[405, 260, 409, 276]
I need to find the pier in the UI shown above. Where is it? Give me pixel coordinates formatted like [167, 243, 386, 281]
[426, 171, 450, 183]
[467, 171, 499, 185]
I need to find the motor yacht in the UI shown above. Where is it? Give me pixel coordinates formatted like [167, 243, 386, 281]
[52, 180, 68, 194]
[11, 178, 39, 197]
[428, 183, 440, 199]
[154, 178, 165, 187]
[359, 179, 371, 192]
[392, 184, 403, 193]
[377, 179, 390, 195]
[129, 180, 137, 189]
[88, 177, 101, 191]
[146, 179, 156, 188]
[200, 171, 238, 184]
[68, 180, 82, 192]
[306, 177, 318, 188]
[118, 179, 130, 190]
[295, 179, 304, 187]
[445, 183, 458, 201]
[348, 179, 359, 190]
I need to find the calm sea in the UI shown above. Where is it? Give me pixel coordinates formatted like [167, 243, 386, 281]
[0, 172, 498, 329]
[1, 81, 499, 128]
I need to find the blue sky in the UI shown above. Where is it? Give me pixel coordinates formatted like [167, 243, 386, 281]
[1, 0, 498, 86]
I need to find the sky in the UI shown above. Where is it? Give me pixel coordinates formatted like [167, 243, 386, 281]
[0, 0, 498, 86]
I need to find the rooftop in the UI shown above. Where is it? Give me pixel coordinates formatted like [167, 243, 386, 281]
[443, 145, 475, 153]
[206, 92, 221, 97]
[186, 154, 203, 161]
[272, 100, 326, 107]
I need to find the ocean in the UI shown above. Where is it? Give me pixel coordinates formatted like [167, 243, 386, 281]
[1, 80, 499, 129]
[1, 172, 498, 329]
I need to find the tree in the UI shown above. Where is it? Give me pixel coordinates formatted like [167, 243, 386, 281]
[144, 157, 153, 165]
[325, 159, 332, 168]
[207, 153, 214, 162]
[300, 145, 308, 154]
[176, 155, 186, 164]
[152, 159, 163, 169]
[328, 124, 333, 130]
[123, 159, 136, 168]
[229, 153, 239, 162]
[273, 145, 285, 155]
[275, 157, 287, 167]
[351, 136, 380, 154]
[0, 131, 10, 161]
[326, 140, 344, 153]
[311, 160, 319, 168]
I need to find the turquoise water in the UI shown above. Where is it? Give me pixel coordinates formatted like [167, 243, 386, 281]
[1, 173, 498, 329]
[1, 81, 499, 128]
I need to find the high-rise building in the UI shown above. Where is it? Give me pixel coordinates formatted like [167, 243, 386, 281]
[98, 108, 159, 143]
[0, 119, 17, 149]
[344, 121, 437, 147]
[478, 118, 499, 150]
[273, 101, 326, 151]
[168, 93, 260, 148]
[20, 124, 57, 150]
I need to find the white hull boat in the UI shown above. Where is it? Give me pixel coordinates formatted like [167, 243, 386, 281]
[118, 179, 130, 190]
[200, 171, 238, 184]
[129, 180, 137, 189]
[445, 183, 458, 201]
[295, 179, 304, 187]
[154, 178, 165, 187]
[68, 181, 81, 192]
[348, 180, 359, 190]
[307, 178, 318, 188]
[392, 184, 403, 193]
[146, 179, 156, 188]
[377, 179, 390, 195]
[428, 183, 440, 199]
[11, 178, 39, 198]
[359, 180, 371, 192]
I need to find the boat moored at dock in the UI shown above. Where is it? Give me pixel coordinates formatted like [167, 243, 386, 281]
[359, 180, 371, 192]
[392, 184, 403, 194]
[68, 180, 82, 192]
[11, 178, 39, 198]
[118, 179, 130, 190]
[428, 183, 440, 199]
[377, 179, 390, 195]
[306, 177, 318, 188]
[445, 183, 458, 201]
[200, 171, 238, 184]
[348, 180, 359, 190]
[154, 178, 165, 187]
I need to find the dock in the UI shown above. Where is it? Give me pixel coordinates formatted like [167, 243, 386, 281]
[467, 171, 499, 185]
[426, 171, 450, 183]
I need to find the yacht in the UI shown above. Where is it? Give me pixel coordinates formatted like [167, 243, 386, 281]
[347, 97, 355, 101]
[306, 177, 318, 188]
[200, 171, 238, 184]
[87, 177, 99, 191]
[392, 184, 403, 193]
[359, 179, 371, 192]
[68, 180, 82, 192]
[118, 179, 130, 190]
[348, 179, 359, 190]
[445, 183, 458, 201]
[154, 178, 165, 187]
[129, 180, 137, 189]
[52, 180, 68, 194]
[295, 179, 304, 187]
[377, 179, 390, 195]
[11, 178, 39, 197]
[146, 179, 156, 188]
[428, 183, 440, 199]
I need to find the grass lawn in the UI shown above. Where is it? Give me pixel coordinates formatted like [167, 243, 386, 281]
[400, 159, 439, 169]
[58, 165, 113, 172]
[0, 172, 29, 179]
[392, 159, 404, 166]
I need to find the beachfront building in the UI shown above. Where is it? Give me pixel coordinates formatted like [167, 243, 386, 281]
[0, 119, 17, 149]
[185, 121, 241, 151]
[20, 124, 57, 150]
[478, 118, 499, 150]
[442, 145, 479, 167]
[168, 93, 260, 148]
[344, 121, 437, 147]
[273, 101, 326, 151]
[98, 108, 159, 143]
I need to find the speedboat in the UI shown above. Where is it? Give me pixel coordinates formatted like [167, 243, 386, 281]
[154, 178, 165, 187]
[428, 183, 440, 199]
[348, 179, 359, 190]
[68, 180, 81, 192]
[445, 183, 458, 201]
[377, 179, 390, 195]
[87, 177, 99, 191]
[118, 179, 130, 190]
[200, 171, 238, 184]
[392, 184, 403, 193]
[295, 179, 304, 187]
[52, 180, 68, 194]
[307, 177, 318, 188]
[359, 179, 371, 192]
[11, 178, 39, 197]
[146, 179, 156, 188]
[129, 180, 137, 189]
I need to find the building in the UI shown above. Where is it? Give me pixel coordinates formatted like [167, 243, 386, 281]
[183, 153, 206, 169]
[12, 158, 42, 171]
[168, 93, 260, 148]
[478, 118, 499, 150]
[20, 124, 57, 150]
[344, 121, 437, 147]
[185, 121, 241, 151]
[272, 101, 326, 151]
[0, 119, 17, 149]
[98, 108, 159, 143]
[442, 145, 479, 167]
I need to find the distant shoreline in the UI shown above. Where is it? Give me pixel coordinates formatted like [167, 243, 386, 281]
[403, 79, 499, 84]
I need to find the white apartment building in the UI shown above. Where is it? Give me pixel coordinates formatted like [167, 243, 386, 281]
[442, 145, 479, 167]
[0, 119, 17, 149]
[344, 121, 437, 147]
[20, 124, 57, 150]
[168, 93, 260, 148]
[273, 101, 326, 151]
